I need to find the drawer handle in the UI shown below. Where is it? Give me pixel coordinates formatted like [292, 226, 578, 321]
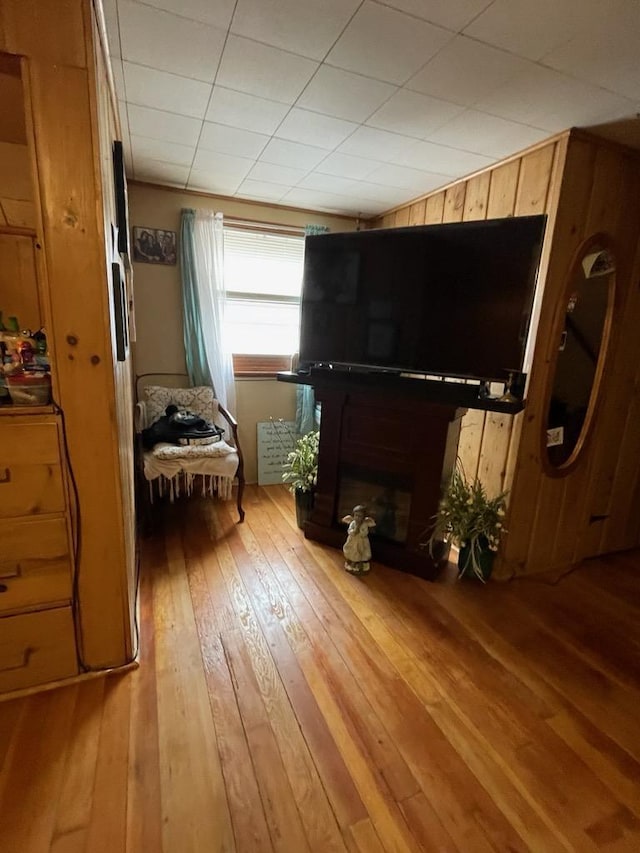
[0, 564, 21, 580]
[0, 646, 34, 673]
[0, 468, 10, 484]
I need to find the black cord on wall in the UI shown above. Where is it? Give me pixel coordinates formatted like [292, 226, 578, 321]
[53, 399, 140, 672]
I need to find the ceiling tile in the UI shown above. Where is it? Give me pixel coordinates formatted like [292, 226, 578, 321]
[192, 148, 255, 180]
[281, 187, 366, 215]
[205, 87, 289, 134]
[296, 66, 396, 123]
[260, 138, 327, 170]
[123, 62, 212, 118]
[336, 126, 418, 162]
[236, 179, 289, 201]
[199, 122, 270, 159]
[407, 35, 532, 107]
[366, 162, 446, 192]
[216, 35, 318, 104]
[275, 108, 358, 150]
[248, 161, 307, 185]
[426, 109, 549, 157]
[131, 134, 195, 167]
[316, 152, 383, 180]
[127, 104, 203, 146]
[297, 172, 361, 195]
[477, 64, 637, 132]
[349, 181, 410, 204]
[366, 89, 463, 139]
[326, 1, 453, 85]
[138, 0, 236, 29]
[103, 0, 121, 57]
[542, 20, 640, 101]
[118, 0, 225, 82]
[399, 139, 495, 175]
[231, 0, 360, 61]
[134, 159, 190, 186]
[463, 0, 601, 62]
[375, 0, 494, 32]
[188, 169, 243, 195]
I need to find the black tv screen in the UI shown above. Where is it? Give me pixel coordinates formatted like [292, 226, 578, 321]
[299, 215, 546, 382]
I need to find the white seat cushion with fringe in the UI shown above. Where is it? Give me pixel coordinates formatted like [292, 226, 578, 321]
[138, 386, 239, 503]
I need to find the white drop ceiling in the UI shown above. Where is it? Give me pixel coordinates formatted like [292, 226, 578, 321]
[104, 0, 640, 218]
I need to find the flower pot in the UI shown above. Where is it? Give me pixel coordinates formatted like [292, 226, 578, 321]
[294, 488, 314, 530]
[457, 536, 495, 581]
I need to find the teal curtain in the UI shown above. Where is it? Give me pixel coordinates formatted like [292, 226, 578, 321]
[296, 385, 317, 435]
[295, 225, 330, 433]
[180, 209, 212, 387]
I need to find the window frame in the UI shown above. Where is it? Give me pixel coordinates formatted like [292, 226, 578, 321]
[223, 220, 305, 377]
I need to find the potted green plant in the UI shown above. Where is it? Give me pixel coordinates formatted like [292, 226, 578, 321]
[427, 463, 508, 582]
[282, 430, 319, 529]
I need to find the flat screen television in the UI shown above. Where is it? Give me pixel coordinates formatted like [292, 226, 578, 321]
[299, 214, 546, 384]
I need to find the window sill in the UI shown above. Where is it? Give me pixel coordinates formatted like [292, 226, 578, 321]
[232, 354, 292, 378]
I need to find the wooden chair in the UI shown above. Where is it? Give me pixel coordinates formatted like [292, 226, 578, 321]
[135, 374, 245, 522]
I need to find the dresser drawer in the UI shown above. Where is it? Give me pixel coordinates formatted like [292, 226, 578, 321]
[0, 606, 77, 693]
[0, 517, 72, 614]
[0, 419, 65, 517]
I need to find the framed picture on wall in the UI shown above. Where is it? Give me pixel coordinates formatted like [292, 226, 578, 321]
[112, 140, 130, 262]
[111, 261, 128, 362]
[133, 226, 177, 265]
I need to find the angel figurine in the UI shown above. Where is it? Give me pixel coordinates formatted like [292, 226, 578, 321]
[342, 505, 376, 574]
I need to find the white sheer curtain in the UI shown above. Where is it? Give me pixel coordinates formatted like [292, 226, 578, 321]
[191, 210, 236, 414]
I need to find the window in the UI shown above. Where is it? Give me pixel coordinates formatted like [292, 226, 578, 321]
[223, 226, 305, 372]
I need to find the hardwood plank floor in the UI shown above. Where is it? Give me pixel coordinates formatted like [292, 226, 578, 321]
[1, 484, 639, 852]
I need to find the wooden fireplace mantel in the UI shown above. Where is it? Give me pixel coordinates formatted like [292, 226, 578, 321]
[279, 371, 468, 578]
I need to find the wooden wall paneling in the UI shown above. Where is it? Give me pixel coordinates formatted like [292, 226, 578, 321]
[487, 160, 521, 218]
[513, 144, 569, 573]
[442, 183, 466, 223]
[90, 8, 137, 644]
[424, 192, 445, 225]
[394, 206, 410, 228]
[550, 145, 626, 567]
[513, 138, 595, 573]
[601, 227, 640, 551]
[578, 154, 640, 557]
[379, 213, 395, 228]
[30, 59, 131, 668]
[89, 3, 137, 651]
[0, 0, 86, 68]
[408, 199, 426, 226]
[514, 145, 556, 215]
[498, 138, 575, 576]
[477, 413, 512, 498]
[456, 408, 485, 484]
[462, 172, 490, 221]
[468, 166, 513, 499]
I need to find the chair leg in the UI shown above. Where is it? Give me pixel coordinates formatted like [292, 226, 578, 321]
[236, 474, 245, 523]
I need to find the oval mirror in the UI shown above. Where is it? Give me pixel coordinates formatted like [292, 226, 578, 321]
[545, 236, 615, 469]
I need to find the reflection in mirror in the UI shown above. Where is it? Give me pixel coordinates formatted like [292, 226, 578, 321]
[546, 239, 615, 468]
[0, 51, 41, 333]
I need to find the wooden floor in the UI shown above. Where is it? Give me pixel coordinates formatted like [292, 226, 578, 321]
[1, 484, 640, 852]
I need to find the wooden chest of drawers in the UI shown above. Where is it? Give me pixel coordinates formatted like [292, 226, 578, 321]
[0, 412, 77, 693]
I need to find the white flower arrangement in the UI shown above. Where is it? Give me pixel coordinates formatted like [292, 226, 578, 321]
[427, 462, 508, 581]
[282, 430, 319, 494]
